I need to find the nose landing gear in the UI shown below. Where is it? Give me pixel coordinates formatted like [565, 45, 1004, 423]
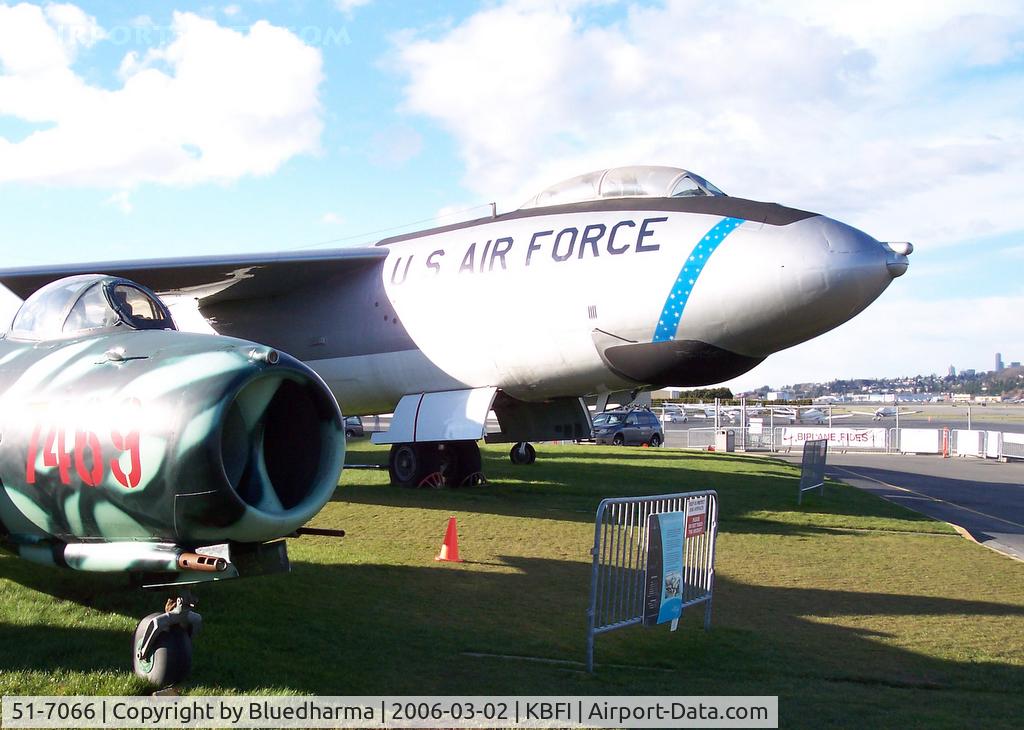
[509, 441, 536, 465]
[132, 592, 202, 688]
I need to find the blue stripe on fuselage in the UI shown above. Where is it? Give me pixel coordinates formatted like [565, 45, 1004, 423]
[652, 217, 743, 342]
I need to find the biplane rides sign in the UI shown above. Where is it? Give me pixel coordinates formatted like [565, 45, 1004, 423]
[780, 427, 888, 450]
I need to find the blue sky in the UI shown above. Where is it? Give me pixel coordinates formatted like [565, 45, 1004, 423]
[1, 1, 1022, 390]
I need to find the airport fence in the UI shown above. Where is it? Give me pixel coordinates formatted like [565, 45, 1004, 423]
[681, 427, 773, 451]
[1002, 432, 1024, 461]
[951, 429, 985, 458]
[887, 427, 1024, 460]
[772, 426, 890, 453]
[675, 425, 1022, 460]
[684, 428, 717, 449]
[586, 490, 719, 673]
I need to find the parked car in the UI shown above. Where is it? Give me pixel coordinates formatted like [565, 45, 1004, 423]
[344, 415, 365, 438]
[660, 404, 689, 423]
[592, 409, 664, 447]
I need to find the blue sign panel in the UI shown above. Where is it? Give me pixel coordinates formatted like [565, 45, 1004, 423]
[643, 511, 685, 626]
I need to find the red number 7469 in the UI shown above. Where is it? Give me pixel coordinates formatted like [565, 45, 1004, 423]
[26, 423, 142, 489]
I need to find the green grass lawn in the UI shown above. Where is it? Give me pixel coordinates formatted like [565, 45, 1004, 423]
[1, 444, 1022, 728]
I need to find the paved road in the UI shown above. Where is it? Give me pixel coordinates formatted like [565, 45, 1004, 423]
[775, 452, 1024, 561]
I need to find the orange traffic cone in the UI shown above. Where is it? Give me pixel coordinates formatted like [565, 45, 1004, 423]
[435, 516, 462, 562]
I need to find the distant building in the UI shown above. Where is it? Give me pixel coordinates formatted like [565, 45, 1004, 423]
[766, 391, 792, 402]
[962, 369, 976, 377]
[1012, 361, 1022, 368]
[948, 365, 956, 377]
[996, 353, 1004, 372]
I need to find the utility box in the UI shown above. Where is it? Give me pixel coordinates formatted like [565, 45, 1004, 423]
[715, 429, 736, 452]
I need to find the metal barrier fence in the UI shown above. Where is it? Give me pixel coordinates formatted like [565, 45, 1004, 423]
[951, 429, 985, 457]
[1003, 433, 1024, 460]
[797, 439, 828, 504]
[681, 427, 773, 451]
[772, 427, 890, 453]
[586, 491, 719, 672]
[674, 425, 1022, 460]
[684, 428, 718, 449]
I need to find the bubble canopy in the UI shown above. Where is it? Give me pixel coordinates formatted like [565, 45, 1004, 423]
[520, 166, 726, 210]
[7, 274, 175, 341]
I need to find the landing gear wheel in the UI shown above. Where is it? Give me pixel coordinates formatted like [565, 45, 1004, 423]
[391, 441, 487, 487]
[452, 441, 484, 486]
[132, 613, 193, 688]
[649, 433, 662, 447]
[389, 444, 422, 487]
[509, 441, 536, 465]
[612, 434, 625, 446]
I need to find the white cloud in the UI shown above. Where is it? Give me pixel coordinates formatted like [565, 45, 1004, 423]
[0, 4, 324, 188]
[335, 0, 372, 16]
[223, 4, 242, 18]
[104, 189, 133, 214]
[393, 1, 1024, 248]
[321, 211, 345, 225]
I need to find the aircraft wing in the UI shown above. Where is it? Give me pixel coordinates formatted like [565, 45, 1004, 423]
[0, 247, 389, 303]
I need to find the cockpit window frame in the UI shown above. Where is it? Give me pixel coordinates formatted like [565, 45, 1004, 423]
[5, 275, 176, 342]
[104, 281, 176, 332]
[520, 165, 727, 210]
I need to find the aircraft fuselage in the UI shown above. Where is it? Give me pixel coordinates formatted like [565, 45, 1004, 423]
[299, 196, 908, 414]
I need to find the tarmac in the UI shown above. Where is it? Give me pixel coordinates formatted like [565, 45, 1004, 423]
[774, 451, 1024, 561]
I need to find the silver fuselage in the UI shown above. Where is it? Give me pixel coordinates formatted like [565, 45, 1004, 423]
[297, 198, 907, 414]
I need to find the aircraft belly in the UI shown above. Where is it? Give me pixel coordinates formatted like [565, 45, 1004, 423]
[307, 349, 468, 415]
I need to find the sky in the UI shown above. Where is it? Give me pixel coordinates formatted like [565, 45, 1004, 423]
[0, 0, 1021, 392]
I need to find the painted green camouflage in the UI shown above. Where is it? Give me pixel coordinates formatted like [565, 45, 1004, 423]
[0, 328, 345, 572]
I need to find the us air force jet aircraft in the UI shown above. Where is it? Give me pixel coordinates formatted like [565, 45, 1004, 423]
[0, 166, 912, 487]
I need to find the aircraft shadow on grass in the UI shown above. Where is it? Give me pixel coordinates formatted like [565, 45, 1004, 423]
[2, 553, 1022, 708]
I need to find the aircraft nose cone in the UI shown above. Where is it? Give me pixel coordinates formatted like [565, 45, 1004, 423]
[747, 215, 906, 353]
[882, 242, 913, 278]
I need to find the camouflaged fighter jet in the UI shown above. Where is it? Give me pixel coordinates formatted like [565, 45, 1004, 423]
[0, 274, 345, 686]
[0, 165, 912, 488]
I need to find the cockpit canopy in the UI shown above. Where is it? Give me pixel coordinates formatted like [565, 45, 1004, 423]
[520, 165, 726, 210]
[7, 274, 175, 341]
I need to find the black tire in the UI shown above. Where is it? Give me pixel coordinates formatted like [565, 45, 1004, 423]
[612, 433, 625, 446]
[649, 433, 662, 447]
[451, 441, 483, 486]
[345, 429, 355, 439]
[510, 442, 537, 465]
[132, 614, 193, 687]
[388, 444, 421, 487]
